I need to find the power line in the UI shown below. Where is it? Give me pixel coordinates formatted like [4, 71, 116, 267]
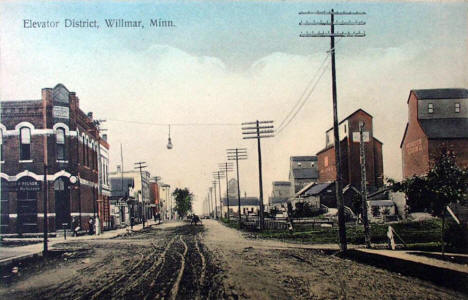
[276, 59, 330, 135]
[276, 38, 343, 135]
[277, 53, 329, 131]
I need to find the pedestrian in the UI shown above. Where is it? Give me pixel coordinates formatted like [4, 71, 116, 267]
[88, 217, 94, 235]
[72, 217, 80, 237]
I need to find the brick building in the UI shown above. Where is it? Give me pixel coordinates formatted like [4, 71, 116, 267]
[149, 180, 161, 218]
[401, 88, 468, 178]
[316, 109, 384, 194]
[98, 134, 111, 230]
[0, 84, 106, 236]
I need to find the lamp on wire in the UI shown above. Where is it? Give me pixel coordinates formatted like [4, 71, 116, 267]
[167, 124, 173, 149]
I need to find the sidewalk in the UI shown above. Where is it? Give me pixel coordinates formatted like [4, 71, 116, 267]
[350, 248, 468, 294]
[356, 248, 468, 274]
[0, 220, 159, 266]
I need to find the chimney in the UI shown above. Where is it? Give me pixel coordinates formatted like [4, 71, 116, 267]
[87, 112, 93, 120]
[116, 165, 121, 173]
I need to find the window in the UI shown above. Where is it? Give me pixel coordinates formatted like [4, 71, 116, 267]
[428, 103, 433, 114]
[20, 127, 31, 160]
[0, 181, 9, 233]
[56, 128, 66, 160]
[0, 129, 3, 161]
[93, 145, 96, 169]
[86, 139, 89, 166]
[82, 136, 86, 165]
[455, 103, 461, 113]
[105, 164, 108, 185]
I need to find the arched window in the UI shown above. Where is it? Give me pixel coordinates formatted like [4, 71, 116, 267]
[20, 127, 31, 160]
[87, 140, 90, 167]
[56, 128, 66, 160]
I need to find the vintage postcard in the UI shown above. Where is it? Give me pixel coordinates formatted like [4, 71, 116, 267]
[0, 1, 466, 299]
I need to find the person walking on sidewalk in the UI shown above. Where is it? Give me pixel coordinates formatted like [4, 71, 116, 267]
[72, 217, 80, 237]
[88, 217, 94, 235]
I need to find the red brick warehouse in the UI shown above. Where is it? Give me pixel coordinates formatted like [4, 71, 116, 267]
[401, 88, 468, 178]
[316, 109, 384, 208]
[0, 84, 108, 236]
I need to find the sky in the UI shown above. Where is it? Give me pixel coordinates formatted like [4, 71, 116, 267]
[1, 0, 467, 214]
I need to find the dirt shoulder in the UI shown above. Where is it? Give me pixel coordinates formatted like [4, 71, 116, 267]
[202, 220, 466, 300]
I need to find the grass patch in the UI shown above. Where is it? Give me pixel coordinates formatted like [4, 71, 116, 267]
[255, 219, 443, 245]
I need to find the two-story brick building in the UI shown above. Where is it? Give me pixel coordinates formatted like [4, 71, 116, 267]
[0, 84, 105, 236]
[401, 88, 468, 178]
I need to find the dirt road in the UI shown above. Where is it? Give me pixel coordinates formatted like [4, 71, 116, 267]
[0, 220, 465, 299]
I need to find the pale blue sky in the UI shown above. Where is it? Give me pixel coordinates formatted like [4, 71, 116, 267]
[1, 1, 467, 212]
[2, 1, 466, 69]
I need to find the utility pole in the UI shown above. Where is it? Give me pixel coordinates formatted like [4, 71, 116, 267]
[227, 148, 248, 227]
[299, 9, 366, 251]
[212, 181, 218, 219]
[213, 171, 225, 218]
[167, 185, 171, 220]
[359, 121, 371, 248]
[219, 162, 233, 221]
[134, 161, 147, 228]
[242, 120, 274, 230]
[43, 161, 48, 255]
[206, 192, 211, 217]
[42, 106, 49, 255]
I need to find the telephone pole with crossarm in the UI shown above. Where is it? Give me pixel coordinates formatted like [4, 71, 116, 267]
[299, 9, 366, 251]
[242, 120, 274, 231]
[227, 148, 248, 227]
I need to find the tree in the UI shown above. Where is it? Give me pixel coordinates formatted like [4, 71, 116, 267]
[426, 151, 467, 255]
[387, 176, 431, 212]
[426, 151, 467, 215]
[388, 151, 468, 255]
[172, 188, 193, 219]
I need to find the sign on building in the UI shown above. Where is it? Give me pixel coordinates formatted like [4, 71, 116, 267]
[53, 106, 70, 119]
[17, 178, 41, 192]
[352, 131, 370, 143]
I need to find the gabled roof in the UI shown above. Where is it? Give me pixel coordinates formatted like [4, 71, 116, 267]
[327, 108, 373, 131]
[296, 182, 333, 197]
[412, 88, 468, 100]
[419, 118, 468, 139]
[400, 123, 409, 148]
[292, 168, 318, 180]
